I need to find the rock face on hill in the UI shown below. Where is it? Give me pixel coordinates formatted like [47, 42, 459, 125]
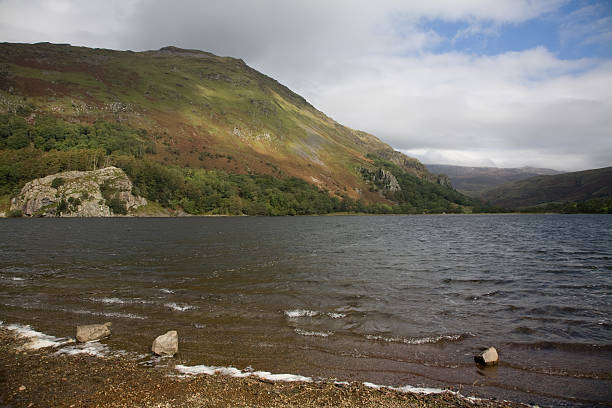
[10, 166, 146, 217]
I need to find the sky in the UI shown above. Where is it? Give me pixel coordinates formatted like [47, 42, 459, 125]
[1, 0, 611, 171]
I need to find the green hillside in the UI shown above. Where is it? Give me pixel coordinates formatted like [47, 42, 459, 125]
[0, 42, 481, 215]
[479, 166, 612, 210]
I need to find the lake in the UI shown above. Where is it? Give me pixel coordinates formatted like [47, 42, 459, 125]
[1, 214, 611, 406]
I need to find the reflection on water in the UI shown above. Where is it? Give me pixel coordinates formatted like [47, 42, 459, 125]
[1, 214, 611, 406]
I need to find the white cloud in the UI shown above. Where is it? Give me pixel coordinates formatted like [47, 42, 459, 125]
[294, 49, 611, 171]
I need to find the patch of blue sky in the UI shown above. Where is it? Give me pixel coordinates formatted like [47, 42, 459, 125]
[408, 0, 611, 59]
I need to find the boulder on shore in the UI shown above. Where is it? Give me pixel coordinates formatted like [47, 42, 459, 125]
[474, 346, 499, 365]
[10, 166, 146, 217]
[76, 322, 112, 343]
[152, 330, 178, 356]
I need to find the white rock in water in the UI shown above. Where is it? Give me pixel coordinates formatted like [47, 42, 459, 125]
[76, 322, 112, 343]
[474, 346, 498, 365]
[152, 330, 178, 356]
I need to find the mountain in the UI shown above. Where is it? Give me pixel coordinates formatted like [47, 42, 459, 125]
[478, 166, 612, 209]
[425, 164, 562, 196]
[0, 42, 476, 215]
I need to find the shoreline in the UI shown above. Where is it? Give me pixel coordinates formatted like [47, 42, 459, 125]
[0, 326, 524, 408]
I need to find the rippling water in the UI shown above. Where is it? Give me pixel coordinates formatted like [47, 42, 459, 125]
[1, 215, 611, 406]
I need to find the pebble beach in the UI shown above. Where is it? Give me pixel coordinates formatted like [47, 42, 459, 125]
[0, 327, 524, 408]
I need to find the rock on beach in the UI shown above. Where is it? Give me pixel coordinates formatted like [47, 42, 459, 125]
[474, 347, 499, 365]
[76, 322, 112, 343]
[152, 330, 178, 356]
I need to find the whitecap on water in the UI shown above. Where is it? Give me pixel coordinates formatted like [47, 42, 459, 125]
[88, 297, 154, 305]
[365, 333, 469, 345]
[285, 309, 319, 318]
[284, 309, 346, 319]
[295, 328, 333, 337]
[68, 309, 147, 320]
[165, 302, 197, 312]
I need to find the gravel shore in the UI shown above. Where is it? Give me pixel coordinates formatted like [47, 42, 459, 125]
[0, 328, 525, 408]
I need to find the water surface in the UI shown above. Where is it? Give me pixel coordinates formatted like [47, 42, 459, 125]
[1, 214, 611, 406]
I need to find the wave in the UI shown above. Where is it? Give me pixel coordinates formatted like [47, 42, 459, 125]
[284, 309, 346, 319]
[56, 341, 110, 357]
[285, 309, 319, 317]
[176, 364, 313, 382]
[88, 297, 153, 305]
[68, 309, 147, 320]
[363, 381, 444, 395]
[2, 322, 475, 402]
[160, 288, 175, 294]
[365, 333, 471, 345]
[5, 323, 74, 350]
[165, 302, 197, 312]
[506, 341, 612, 353]
[294, 328, 333, 337]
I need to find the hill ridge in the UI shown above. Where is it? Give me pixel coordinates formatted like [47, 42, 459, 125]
[1, 41, 479, 215]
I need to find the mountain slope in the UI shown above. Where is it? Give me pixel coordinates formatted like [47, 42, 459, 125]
[0, 42, 474, 215]
[479, 166, 612, 209]
[425, 164, 561, 196]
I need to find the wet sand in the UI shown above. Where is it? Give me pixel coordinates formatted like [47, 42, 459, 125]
[0, 328, 525, 408]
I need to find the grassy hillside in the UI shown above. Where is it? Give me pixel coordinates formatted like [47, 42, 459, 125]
[0, 42, 480, 215]
[479, 166, 612, 209]
[425, 164, 561, 196]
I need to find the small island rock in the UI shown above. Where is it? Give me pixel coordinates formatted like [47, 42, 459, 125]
[474, 346, 499, 365]
[152, 330, 178, 356]
[76, 322, 112, 343]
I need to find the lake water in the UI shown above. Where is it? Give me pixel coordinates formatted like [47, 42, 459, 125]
[1, 215, 611, 406]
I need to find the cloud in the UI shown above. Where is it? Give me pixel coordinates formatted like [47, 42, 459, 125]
[560, 3, 612, 48]
[299, 48, 611, 171]
[0, 0, 609, 171]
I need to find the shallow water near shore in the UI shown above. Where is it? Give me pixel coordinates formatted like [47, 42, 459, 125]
[1, 214, 611, 406]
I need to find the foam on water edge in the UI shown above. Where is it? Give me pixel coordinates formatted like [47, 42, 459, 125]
[363, 381, 445, 395]
[175, 364, 313, 383]
[5, 323, 73, 350]
[1, 322, 478, 401]
[56, 341, 110, 357]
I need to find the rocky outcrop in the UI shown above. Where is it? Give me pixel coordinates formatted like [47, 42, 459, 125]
[374, 169, 401, 192]
[10, 167, 146, 217]
[360, 168, 401, 192]
[376, 149, 454, 188]
[76, 322, 112, 343]
[152, 330, 178, 356]
[474, 346, 499, 365]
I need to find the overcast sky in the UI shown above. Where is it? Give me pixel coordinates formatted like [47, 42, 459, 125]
[1, 0, 611, 171]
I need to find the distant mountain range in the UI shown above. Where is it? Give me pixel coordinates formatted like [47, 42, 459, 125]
[477, 166, 612, 209]
[426, 164, 612, 210]
[425, 164, 562, 196]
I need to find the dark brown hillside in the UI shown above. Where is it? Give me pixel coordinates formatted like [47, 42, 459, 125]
[479, 166, 612, 208]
